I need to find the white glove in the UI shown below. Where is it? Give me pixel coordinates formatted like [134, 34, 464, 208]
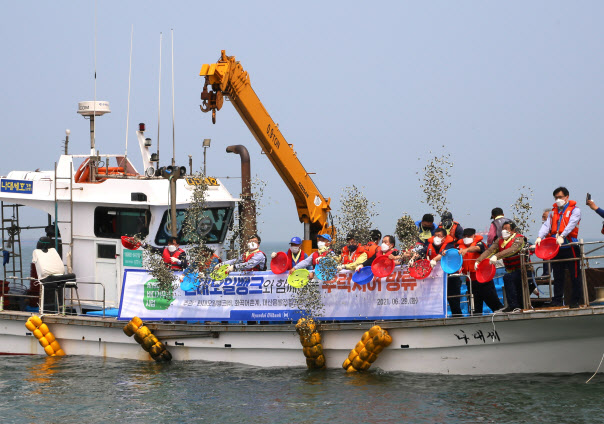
[226, 265, 235, 273]
[535, 237, 542, 246]
[556, 235, 564, 246]
[337, 265, 343, 271]
[408, 259, 415, 267]
[474, 261, 480, 270]
[271, 252, 277, 258]
[170, 257, 180, 264]
[489, 256, 498, 264]
[355, 265, 363, 272]
[430, 259, 437, 268]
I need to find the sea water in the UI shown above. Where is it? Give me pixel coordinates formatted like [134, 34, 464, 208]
[1, 355, 604, 423]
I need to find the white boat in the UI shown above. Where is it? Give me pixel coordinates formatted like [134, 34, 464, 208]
[1, 53, 603, 375]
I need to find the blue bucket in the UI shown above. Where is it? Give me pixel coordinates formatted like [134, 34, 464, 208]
[352, 267, 374, 285]
[441, 249, 463, 274]
[180, 272, 198, 291]
[315, 258, 337, 281]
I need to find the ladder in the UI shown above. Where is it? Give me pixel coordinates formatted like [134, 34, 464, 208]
[54, 161, 75, 270]
[1, 203, 23, 284]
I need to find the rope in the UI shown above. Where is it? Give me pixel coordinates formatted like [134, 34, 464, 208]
[586, 352, 604, 384]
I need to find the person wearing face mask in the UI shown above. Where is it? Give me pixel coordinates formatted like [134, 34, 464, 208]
[161, 237, 188, 271]
[476, 222, 531, 312]
[336, 232, 368, 272]
[224, 233, 267, 272]
[376, 235, 400, 259]
[457, 228, 503, 314]
[362, 229, 382, 267]
[271, 236, 309, 270]
[536, 187, 582, 307]
[290, 234, 335, 272]
[438, 211, 464, 243]
[426, 228, 463, 316]
[487, 207, 512, 246]
[415, 214, 437, 246]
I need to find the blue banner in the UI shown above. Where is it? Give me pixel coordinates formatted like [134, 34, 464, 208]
[1, 179, 33, 194]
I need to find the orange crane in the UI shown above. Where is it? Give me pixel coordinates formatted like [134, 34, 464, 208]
[199, 50, 334, 253]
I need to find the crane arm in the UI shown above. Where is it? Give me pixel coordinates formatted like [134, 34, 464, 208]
[199, 51, 333, 247]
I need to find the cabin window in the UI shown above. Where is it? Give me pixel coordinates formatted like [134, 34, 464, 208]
[94, 207, 150, 239]
[154, 207, 233, 246]
[97, 244, 116, 259]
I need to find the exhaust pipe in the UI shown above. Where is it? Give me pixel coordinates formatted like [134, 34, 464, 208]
[226, 145, 256, 244]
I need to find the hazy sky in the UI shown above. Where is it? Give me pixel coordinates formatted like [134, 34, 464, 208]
[2, 1, 604, 242]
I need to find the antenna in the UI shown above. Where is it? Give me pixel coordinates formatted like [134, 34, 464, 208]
[92, 0, 98, 155]
[171, 29, 175, 166]
[157, 32, 162, 164]
[124, 24, 134, 166]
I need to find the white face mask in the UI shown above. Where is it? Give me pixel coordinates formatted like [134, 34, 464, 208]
[463, 237, 473, 245]
[433, 237, 443, 246]
[248, 242, 258, 250]
[317, 241, 326, 249]
[555, 198, 566, 207]
[380, 243, 390, 252]
[501, 230, 511, 239]
[290, 246, 300, 254]
[167, 245, 177, 253]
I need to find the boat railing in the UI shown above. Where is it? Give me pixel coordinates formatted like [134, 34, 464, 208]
[1, 276, 42, 313]
[62, 281, 106, 317]
[519, 239, 604, 310]
[446, 273, 474, 316]
[1, 276, 106, 318]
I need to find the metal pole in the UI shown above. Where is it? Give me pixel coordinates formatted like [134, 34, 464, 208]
[170, 176, 178, 238]
[580, 239, 589, 306]
[54, 162, 59, 251]
[520, 251, 530, 310]
[203, 147, 207, 176]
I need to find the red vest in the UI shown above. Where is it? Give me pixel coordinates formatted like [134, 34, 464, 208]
[550, 200, 580, 241]
[311, 250, 332, 266]
[286, 249, 308, 270]
[243, 250, 267, 271]
[376, 248, 399, 258]
[456, 235, 484, 280]
[498, 233, 524, 271]
[341, 245, 366, 265]
[162, 247, 185, 270]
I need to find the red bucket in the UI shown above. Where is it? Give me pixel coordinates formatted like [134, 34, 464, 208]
[409, 259, 432, 280]
[121, 236, 141, 250]
[371, 255, 395, 278]
[476, 259, 496, 283]
[270, 251, 289, 274]
[535, 237, 560, 261]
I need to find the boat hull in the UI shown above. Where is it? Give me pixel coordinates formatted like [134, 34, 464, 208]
[2, 308, 604, 375]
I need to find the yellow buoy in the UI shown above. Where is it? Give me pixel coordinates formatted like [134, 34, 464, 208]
[29, 316, 43, 327]
[124, 317, 172, 362]
[342, 325, 392, 372]
[296, 318, 325, 370]
[24, 316, 65, 357]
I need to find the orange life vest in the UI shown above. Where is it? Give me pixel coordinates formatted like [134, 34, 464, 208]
[497, 233, 524, 271]
[162, 247, 185, 270]
[364, 242, 379, 259]
[426, 235, 454, 260]
[549, 200, 580, 242]
[341, 245, 366, 265]
[439, 221, 461, 242]
[456, 235, 484, 280]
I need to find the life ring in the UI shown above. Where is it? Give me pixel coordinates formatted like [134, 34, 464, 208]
[74, 159, 137, 183]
